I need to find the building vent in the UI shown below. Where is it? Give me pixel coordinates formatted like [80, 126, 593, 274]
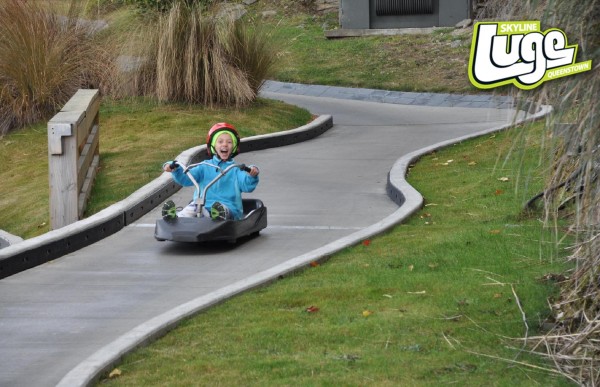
[339, 0, 471, 30]
[375, 0, 434, 16]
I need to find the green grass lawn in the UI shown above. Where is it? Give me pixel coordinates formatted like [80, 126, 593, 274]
[259, 11, 479, 93]
[0, 97, 311, 238]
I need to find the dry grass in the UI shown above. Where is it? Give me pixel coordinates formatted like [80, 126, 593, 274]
[497, 0, 600, 384]
[0, 0, 115, 135]
[220, 14, 276, 94]
[116, 3, 276, 107]
[0, 0, 280, 121]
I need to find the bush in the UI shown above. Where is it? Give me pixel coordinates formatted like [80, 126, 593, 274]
[0, 0, 114, 135]
[121, 2, 276, 107]
[500, 1, 600, 385]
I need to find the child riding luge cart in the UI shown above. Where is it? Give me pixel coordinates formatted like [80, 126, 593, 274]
[154, 123, 267, 243]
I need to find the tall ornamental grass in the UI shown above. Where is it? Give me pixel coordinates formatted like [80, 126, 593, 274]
[121, 3, 276, 107]
[0, 0, 114, 135]
[492, 0, 600, 384]
[532, 2, 599, 384]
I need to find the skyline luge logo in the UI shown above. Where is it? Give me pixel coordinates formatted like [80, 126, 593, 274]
[468, 21, 592, 90]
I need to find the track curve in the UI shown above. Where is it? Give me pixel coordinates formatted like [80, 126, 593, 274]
[0, 84, 548, 387]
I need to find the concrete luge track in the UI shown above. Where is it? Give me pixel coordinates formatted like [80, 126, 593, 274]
[0, 83, 549, 387]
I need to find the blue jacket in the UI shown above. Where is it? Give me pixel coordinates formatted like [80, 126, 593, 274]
[169, 156, 259, 220]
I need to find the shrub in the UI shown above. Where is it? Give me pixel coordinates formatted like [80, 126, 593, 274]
[123, 2, 275, 107]
[221, 15, 277, 95]
[535, 2, 600, 383]
[0, 0, 114, 135]
[499, 1, 600, 385]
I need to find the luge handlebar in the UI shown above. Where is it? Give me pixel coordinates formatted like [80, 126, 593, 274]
[169, 161, 250, 174]
[164, 161, 253, 217]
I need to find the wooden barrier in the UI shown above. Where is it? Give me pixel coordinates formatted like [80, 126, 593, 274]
[47, 89, 100, 230]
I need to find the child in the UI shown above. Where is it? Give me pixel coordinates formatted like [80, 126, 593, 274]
[162, 122, 259, 221]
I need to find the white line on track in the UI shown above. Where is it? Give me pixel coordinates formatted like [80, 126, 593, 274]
[130, 223, 363, 230]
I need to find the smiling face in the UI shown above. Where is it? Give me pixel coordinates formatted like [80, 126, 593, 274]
[214, 132, 234, 160]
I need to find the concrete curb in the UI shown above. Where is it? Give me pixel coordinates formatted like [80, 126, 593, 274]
[0, 230, 23, 249]
[0, 115, 333, 280]
[57, 104, 552, 387]
[261, 80, 518, 110]
[325, 27, 444, 38]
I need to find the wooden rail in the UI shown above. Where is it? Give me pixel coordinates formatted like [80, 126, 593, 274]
[47, 89, 100, 230]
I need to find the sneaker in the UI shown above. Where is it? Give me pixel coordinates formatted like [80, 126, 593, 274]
[162, 200, 178, 221]
[178, 203, 198, 218]
[210, 201, 230, 221]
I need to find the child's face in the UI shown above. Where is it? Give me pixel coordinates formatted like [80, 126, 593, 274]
[214, 133, 233, 160]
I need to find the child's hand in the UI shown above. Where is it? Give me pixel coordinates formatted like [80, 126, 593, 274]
[248, 166, 259, 177]
[163, 162, 177, 173]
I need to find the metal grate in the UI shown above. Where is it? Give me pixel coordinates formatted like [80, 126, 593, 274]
[375, 0, 434, 15]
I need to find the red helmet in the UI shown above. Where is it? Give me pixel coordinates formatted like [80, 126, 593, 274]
[206, 122, 240, 158]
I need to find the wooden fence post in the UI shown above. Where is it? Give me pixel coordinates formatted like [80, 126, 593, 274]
[48, 90, 100, 230]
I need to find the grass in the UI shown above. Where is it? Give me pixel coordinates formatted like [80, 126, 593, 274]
[0, 0, 112, 134]
[98, 121, 573, 386]
[0, 97, 311, 238]
[149, 3, 275, 106]
[252, 11, 478, 93]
